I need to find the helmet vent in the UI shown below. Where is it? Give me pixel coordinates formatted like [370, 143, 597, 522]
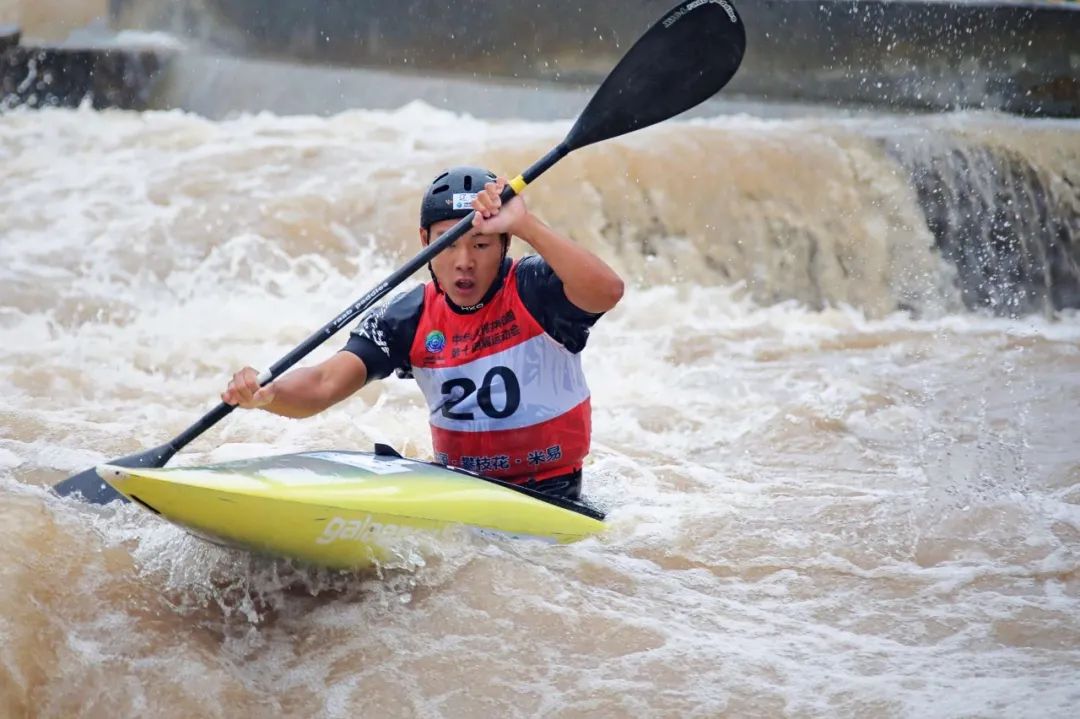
[463, 175, 473, 191]
[432, 184, 450, 195]
[432, 171, 449, 184]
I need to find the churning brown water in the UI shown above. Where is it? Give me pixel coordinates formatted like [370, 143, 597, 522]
[2, 104, 1079, 718]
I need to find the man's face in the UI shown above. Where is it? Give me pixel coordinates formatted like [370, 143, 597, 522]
[421, 220, 504, 307]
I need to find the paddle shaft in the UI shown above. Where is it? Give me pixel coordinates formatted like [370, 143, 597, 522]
[169, 144, 570, 456]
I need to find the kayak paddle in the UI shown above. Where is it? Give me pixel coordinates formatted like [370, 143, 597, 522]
[54, 0, 746, 504]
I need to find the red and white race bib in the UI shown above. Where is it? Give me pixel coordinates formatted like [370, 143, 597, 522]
[409, 262, 591, 481]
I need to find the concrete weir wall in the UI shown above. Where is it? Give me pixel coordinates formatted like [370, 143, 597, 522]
[107, 0, 1080, 117]
[0, 13, 171, 111]
[0, 43, 169, 110]
[0, 25, 20, 52]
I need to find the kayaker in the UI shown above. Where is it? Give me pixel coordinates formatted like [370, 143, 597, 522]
[222, 166, 624, 500]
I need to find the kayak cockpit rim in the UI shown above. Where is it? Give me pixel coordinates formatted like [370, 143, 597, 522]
[373, 442, 606, 521]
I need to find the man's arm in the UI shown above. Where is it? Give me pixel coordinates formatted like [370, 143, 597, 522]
[471, 178, 624, 314]
[514, 213, 624, 314]
[222, 352, 368, 419]
[222, 285, 423, 418]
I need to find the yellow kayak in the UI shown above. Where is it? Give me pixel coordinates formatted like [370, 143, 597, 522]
[96, 445, 605, 569]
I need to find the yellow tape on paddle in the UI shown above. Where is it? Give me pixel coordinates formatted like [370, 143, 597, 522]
[509, 175, 527, 194]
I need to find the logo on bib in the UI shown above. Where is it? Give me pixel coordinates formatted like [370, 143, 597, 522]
[425, 330, 446, 353]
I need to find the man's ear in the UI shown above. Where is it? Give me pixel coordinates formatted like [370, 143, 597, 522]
[419, 227, 429, 247]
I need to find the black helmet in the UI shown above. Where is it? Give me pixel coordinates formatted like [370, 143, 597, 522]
[420, 166, 497, 229]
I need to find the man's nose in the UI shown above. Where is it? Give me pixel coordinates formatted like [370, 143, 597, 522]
[452, 246, 475, 269]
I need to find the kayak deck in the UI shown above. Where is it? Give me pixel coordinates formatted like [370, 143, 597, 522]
[97, 447, 605, 569]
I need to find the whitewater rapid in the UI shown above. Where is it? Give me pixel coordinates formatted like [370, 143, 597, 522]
[2, 104, 1079, 717]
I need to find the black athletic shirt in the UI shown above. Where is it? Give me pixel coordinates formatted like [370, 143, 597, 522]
[343, 256, 602, 381]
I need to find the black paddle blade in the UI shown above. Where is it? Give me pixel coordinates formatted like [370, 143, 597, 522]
[564, 0, 746, 151]
[52, 442, 177, 505]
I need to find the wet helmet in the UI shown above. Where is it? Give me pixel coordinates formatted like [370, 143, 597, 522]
[419, 165, 497, 229]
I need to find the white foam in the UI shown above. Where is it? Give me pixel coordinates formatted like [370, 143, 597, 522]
[2, 107, 1078, 717]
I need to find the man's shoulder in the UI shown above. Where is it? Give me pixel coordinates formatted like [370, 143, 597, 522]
[387, 283, 427, 312]
[512, 254, 602, 354]
[371, 284, 426, 329]
[514, 254, 600, 317]
[513, 254, 558, 301]
[352, 284, 425, 354]
[513, 253, 550, 277]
